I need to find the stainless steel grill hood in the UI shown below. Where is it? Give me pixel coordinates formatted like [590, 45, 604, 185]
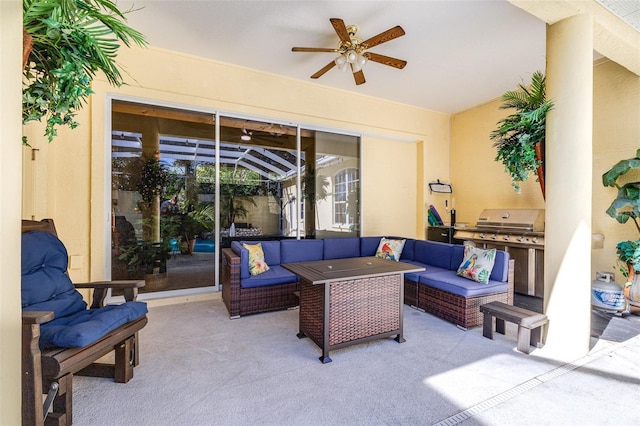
[475, 209, 545, 232]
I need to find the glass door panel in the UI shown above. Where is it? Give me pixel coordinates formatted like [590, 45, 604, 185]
[307, 131, 360, 238]
[111, 100, 217, 293]
[218, 118, 299, 247]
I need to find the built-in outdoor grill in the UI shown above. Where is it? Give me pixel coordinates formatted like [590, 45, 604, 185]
[454, 209, 545, 298]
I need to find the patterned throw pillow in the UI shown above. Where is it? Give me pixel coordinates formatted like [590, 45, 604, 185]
[375, 237, 406, 262]
[457, 244, 496, 284]
[243, 243, 270, 275]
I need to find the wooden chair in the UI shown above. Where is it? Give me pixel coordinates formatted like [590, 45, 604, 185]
[21, 219, 148, 426]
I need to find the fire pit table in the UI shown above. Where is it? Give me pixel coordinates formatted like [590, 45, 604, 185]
[282, 256, 424, 363]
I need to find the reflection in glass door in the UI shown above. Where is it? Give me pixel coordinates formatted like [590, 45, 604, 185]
[218, 118, 299, 248]
[109, 99, 362, 296]
[110, 100, 217, 293]
[309, 131, 360, 239]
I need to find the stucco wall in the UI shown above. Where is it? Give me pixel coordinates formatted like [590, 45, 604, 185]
[22, 45, 450, 282]
[451, 58, 640, 284]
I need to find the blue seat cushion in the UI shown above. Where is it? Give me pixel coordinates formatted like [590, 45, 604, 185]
[323, 237, 360, 259]
[240, 265, 298, 289]
[401, 261, 449, 282]
[419, 271, 508, 298]
[38, 302, 148, 349]
[22, 231, 148, 349]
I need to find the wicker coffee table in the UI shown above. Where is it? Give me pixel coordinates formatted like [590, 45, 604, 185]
[282, 257, 424, 363]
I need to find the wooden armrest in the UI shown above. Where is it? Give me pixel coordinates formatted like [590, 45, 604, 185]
[74, 280, 145, 308]
[22, 311, 54, 324]
[74, 280, 145, 289]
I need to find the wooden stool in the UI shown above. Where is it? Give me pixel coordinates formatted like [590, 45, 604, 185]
[480, 301, 548, 354]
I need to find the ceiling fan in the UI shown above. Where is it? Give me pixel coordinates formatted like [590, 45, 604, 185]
[292, 18, 407, 85]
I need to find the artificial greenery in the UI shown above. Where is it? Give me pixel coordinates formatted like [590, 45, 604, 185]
[22, 0, 147, 143]
[602, 148, 640, 277]
[118, 240, 171, 274]
[137, 157, 169, 210]
[490, 71, 553, 194]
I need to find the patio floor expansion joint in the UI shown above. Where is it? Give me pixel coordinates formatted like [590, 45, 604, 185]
[431, 340, 627, 426]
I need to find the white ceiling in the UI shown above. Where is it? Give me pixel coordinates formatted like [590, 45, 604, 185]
[116, 0, 638, 114]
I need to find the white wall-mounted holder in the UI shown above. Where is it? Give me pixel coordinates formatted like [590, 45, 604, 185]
[428, 179, 452, 193]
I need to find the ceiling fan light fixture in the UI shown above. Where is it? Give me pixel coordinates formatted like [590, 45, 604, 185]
[292, 18, 406, 85]
[346, 49, 358, 63]
[241, 129, 252, 141]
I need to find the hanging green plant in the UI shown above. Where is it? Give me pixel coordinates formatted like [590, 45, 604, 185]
[22, 0, 147, 143]
[490, 71, 553, 196]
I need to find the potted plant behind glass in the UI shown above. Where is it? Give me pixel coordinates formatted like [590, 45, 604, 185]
[490, 71, 553, 198]
[602, 148, 640, 301]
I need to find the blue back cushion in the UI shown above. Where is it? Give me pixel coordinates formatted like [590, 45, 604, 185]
[22, 231, 87, 318]
[360, 237, 382, 257]
[451, 245, 465, 270]
[490, 250, 510, 282]
[399, 238, 415, 261]
[235, 241, 281, 278]
[280, 239, 324, 263]
[323, 237, 360, 259]
[414, 240, 452, 269]
[22, 231, 147, 349]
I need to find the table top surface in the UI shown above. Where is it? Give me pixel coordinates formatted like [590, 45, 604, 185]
[281, 256, 424, 284]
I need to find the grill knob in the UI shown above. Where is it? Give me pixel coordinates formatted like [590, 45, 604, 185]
[532, 237, 538, 244]
[479, 233, 485, 239]
[491, 234, 497, 240]
[503, 235, 509, 241]
[517, 236, 524, 242]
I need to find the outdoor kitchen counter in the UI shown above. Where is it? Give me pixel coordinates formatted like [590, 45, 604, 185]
[282, 257, 424, 363]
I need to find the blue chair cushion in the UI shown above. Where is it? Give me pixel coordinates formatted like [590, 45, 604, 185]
[400, 260, 450, 282]
[38, 302, 148, 349]
[399, 238, 416, 261]
[239, 265, 298, 289]
[234, 241, 281, 279]
[22, 231, 87, 318]
[419, 271, 508, 298]
[280, 239, 324, 263]
[360, 236, 382, 257]
[414, 240, 452, 269]
[22, 231, 147, 349]
[323, 237, 360, 259]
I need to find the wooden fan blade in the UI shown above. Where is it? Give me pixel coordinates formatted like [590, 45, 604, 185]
[330, 18, 351, 44]
[292, 47, 339, 53]
[351, 66, 366, 85]
[365, 52, 407, 69]
[311, 62, 337, 79]
[362, 25, 405, 49]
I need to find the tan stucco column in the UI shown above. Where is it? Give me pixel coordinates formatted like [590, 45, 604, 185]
[1, 1, 25, 423]
[543, 13, 594, 360]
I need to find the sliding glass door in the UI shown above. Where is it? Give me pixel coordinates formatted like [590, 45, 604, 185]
[109, 99, 360, 295]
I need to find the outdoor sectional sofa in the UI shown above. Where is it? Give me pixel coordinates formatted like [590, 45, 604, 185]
[221, 236, 514, 328]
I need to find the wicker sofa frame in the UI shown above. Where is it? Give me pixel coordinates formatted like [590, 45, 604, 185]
[221, 248, 299, 319]
[410, 259, 515, 329]
[222, 243, 514, 328]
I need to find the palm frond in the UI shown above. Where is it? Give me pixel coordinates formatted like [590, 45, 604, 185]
[23, 0, 147, 142]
